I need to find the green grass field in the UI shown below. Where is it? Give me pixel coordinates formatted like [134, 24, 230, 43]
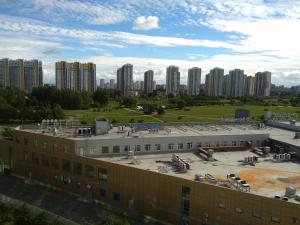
[64, 102, 300, 124]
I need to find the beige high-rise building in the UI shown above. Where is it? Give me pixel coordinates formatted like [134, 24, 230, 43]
[9, 59, 24, 90]
[255, 71, 272, 97]
[55, 61, 96, 92]
[205, 67, 224, 97]
[116, 64, 133, 97]
[187, 67, 201, 96]
[24, 60, 43, 92]
[144, 70, 154, 95]
[245, 76, 256, 97]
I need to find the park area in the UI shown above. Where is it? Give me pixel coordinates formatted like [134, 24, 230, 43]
[64, 101, 300, 124]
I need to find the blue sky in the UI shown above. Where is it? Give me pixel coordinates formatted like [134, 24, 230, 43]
[0, 0, 300, 86]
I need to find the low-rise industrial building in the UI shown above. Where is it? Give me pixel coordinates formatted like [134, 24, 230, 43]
[1, 119, 300, 225]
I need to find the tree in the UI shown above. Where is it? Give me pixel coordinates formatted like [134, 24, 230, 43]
[52, 104, 64, 119]
[157, 106, 165, 115]
[143, 104, 156, 115]
[176, 100, 186, 109]
[93, 89, 109, 107]
[119, 98, 137, 108]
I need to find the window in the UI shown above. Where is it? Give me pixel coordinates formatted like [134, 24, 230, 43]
[216, 142, 220, 147]
[73, 162, 82, 175]
[240, 141, 244, 146]
[64, 146, 69, 154]
[23, 151, 30, 161]
[85, 165, 94, 178]
[145, 144, 151, 151]
[24, 138, 28, 145]
[41, 154, 49, 167]
[53, 144, 58, 152]
[62, 159, 71, 172]
[181, 186, 190, 216]
[34, 139, 38, 147]
[98, 168, 108, 181]
[100, 189, 106, 198]
[16, 137, 20, 143]
[43, 142, 47, 150]
[223, 141, 228, 146]
[102, 146, 109, 154]
[168, 144, 174, 150]
[32, 152, 39, 165]
[232, 141, 237, 146]
[187, 143, 193, 149]
[113, 146, 120, 153]
[124, 145, 130, 152]
[113, 192, 120, 202]
[271, 216, 280, 223]
[218, 202, 225, 209]
[235, 208, 243, 214]
[155, 144, 161, 150]
[51, 157, 59, 169]
[178, 143, 184, 150]
[135, 145, 141, 151]
[252, 211, 261, 219]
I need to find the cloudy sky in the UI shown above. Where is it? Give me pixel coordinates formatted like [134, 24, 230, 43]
[1, 0, 300, 86]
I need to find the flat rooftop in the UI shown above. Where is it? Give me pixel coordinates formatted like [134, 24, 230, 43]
[95, 150, 300, 203]
[19, 123, 300, 148]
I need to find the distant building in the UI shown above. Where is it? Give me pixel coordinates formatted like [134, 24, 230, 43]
[228, 69, 245, 97]
[24, 60, 43, 92]
[134, 81, 144, 91]
[255, 71, 271, 97]
[55, 61, 96, 92]
[9, 59, 24, 90]
[245, 76, 256, 97]
[116, 64, 133, 97]
[187, 67, 201, 96]
[166, 65, 180, 96]
[100, 79, 105, 89]
[144, 70, 154, 95]
[235, 109, 251, 119]
[109, 79, 115, 89]
[0, 58, 10, 88]
[205, 67, 224, 97]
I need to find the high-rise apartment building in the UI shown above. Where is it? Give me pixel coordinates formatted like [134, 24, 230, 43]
[116, 64, 133, 97]
[24, 60, 43, 93]
[187, 67, 201, 96]
[245, 76, 256, 97]
[0, 58, 9, 88]
[100, 79, 105, 89]
[0, 58, 42, 91]
[55, 61, 96, 92]
[166, 65, 180, 96]
[109, 79, 115, 89]
[144, 70, 154, 95]
[227, 69, 245, 98]
[9, 59, 24, 90]
[205, 67, 224, 97]
[255, 71, 271, 97]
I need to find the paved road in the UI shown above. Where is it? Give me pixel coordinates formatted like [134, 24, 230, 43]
[0, 175, 162, 225]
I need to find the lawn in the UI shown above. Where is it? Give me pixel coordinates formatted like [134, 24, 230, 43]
[64, 102, 300, 124]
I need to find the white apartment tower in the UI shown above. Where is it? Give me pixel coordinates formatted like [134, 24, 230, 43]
[166, 65, 180, 96]
[187, 67, 201, 96]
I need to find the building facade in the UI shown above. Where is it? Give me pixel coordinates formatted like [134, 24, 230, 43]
[0, 58, 9, 88]
[55, 61, 96, 92]
[24, 60, 43, 93]
[255, 71, 272, 97]
[109, 79, 115, 89]
[245, 76, 256, 97]
[187, 67, 201, 96]
[1, 122, 299, 225]
[144, 70, 154, 95]
[205, 67, 224, 97]
[166, 65, 180, 97]
[116, 64, 133, 97]
[227, 69, 245, 98]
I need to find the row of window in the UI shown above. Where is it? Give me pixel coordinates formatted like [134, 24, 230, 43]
[18, 137, 70, 154]
[84, 140, 262, 155]
[24, 151, 108, 180]
[217, 202, 294, 223]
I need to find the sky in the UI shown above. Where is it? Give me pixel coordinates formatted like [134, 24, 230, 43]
[0, 0, 300, 86]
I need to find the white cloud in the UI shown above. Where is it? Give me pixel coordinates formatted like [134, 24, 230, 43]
[0, 14, 236, 49]
[133, 16, 160, 30]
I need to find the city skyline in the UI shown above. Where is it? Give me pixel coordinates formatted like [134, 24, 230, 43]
[0, 1, 300, 86]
